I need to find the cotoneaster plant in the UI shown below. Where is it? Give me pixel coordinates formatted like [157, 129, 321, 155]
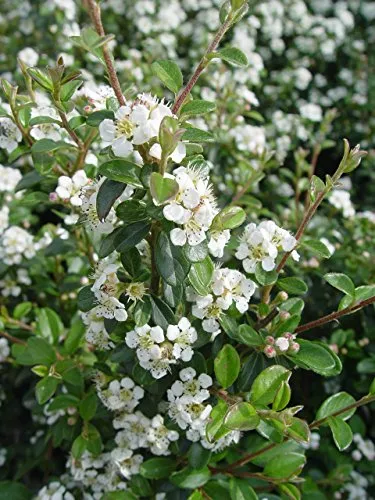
[0, 0, 374, 499]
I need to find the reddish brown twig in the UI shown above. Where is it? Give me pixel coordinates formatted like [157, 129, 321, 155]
[85, 0, 125, 106]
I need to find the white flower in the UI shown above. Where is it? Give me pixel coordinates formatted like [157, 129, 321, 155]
[126, 324, 174, 379]
[230, 124, 266, 153]
[329, 189, 355, 218]
[99, 94, 174, 158]
[0, 269, 31, 297]
[300, 103, 323, 122]
[149, 141, 186, 164]
[55, 170, 90, 207]
[35, 481, 74, 500]
[166, 317, 197, 362]
[0, 206, 9, 235]
[18, 47, 39, 66]
[0, 165, 22, 192]
[0, 226, 36, 265]
[79, 178, 118, 233]
[208, 229, 231, 258]
[160, 165, 218, 247]
[98, 377, 144, 412]
[147, 415, 179, 455]
[236, 221, 297, 273]
[0, 117, 22, 153]
[111, 448, 143, 479]
[113, 411, 150, 449]
[82, 309, 114, 350]
[0, 338, 10, 362]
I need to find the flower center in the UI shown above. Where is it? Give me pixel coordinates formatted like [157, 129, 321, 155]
[116, 118, 134, 138]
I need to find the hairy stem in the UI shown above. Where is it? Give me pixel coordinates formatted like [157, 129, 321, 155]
[295, 296, 375, 334]
[172, 16, 233, 114]
[85, 0, 126, 106]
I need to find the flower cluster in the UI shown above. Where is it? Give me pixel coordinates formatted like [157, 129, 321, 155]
[125, 318, 197, 378]
[160, 165, 220, 248]
[97, 377, 144, 412]
[189, 267, 256, 336]
[99, 93, 185, 162]
[236, 220, 299, 273]
[263, 333, 300, 358]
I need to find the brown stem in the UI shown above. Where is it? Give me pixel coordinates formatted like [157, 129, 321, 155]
[7, 318, 34, 331]
[310, 394, 375, 429]
[74, 129, 98, 172]
[58, 110, 83, 148]
[172, 16, 233, 114]
[254, 307, 279, 330]
[295, 296, 375, 334]
[276, 190, 326, 274]
[85, 0, 126, 106]
[0, 330, 26, 345]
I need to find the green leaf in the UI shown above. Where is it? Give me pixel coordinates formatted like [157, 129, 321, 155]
[263, 452, 306, 479]
[64, 319, 85, 354]
[79, 392, 98, 421]
[171, 467, 211, 489]
[211, 206, 246, 231]
[188, 443, 212, 470]
[150, 296, 176, 330]
[32, 139, 73, 154]
[274, 314, 301, 336]
[286, 417, 310, 444]
[36, 307, 64, 343]
[357, 357, 375, 374]
[182, 127, 215, 143]
[86, 109, 114, 126]
[96, 178, 125, 221]
[291, 340, 340, 376]
[181, 100, 216, 118]
[27, 67, 53, 91]
[13, 302, 32, 319]
[155, 232, 190, 287]
[114, 222, 151, 252]
[151, 60, 183, 93]
[98, 159, 143, 188]
[327, 417, 353, 451]
[211, 47, 248, 67]
[277, 277, 308, 295]
[316, 392, 356, 421]
[149, 172, 179, 206]
[102, 493, 137, 500]
[140, 457, 176, 479]
[237, 352, 266, 391]
[27, 337, 56, 366]
[48, 394, 80, 411]
[237, 324, 263, 347]
[229, 478, 257, 500]
[72, 434, 87, 459]
[134, 296, 152, 327]
[60, 79, 82, 101]
[224, 402, 260, 431]
[255, 264, 278, 286]
[250, 365, 291, 406]
[0, 481, 31, 500]
[36, 376, 59, 404]
[120, 247, 142, 278]
[214, 344, 240, 389]
[324, 273, 355, 297]
[206, 400, 229, 442]
[278, 483, 302, 500]
[77, 286, 96, 312]
[188, 256, 214, 296]
[272, 380, 291, 411]
[116, 200, 149, 223]
[302, 238, 331, 258]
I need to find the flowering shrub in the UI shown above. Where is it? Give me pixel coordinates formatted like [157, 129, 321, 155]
[0, 0, 374, 499]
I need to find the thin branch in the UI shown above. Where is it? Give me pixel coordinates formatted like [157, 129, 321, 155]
[84, 0, 125, 106]
[172, 16, 233, 114]
[254, 307, 279, 330]
[295, 296, 375, 334]
[0, 331, 26, 345]
[276, 190, 326, 274]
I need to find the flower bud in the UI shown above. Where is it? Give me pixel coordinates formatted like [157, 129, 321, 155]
[289, 342, 300, 353]
[279, 311, 290, 321]
[49, 192, 58, 202]
[265, 335, 275, 345]
[264, 345, 277, 358]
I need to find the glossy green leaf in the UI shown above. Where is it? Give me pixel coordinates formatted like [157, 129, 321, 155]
[98, 159, 143, 188]
[277, 277, 308, 295]
[150, 172, 179, 206]
[224, 402, 260, 431]
[114, 222, 151, 252]
[263, 452, 306, 479]
[214, 344, 240, 389]
[188, 256, 214, 296]
[151, 60, 183, 93]
[324, 273, 355, 297]
[316, 391, 356, 421]
[327, 416, 353, 451]
[140, 457, 177, 479]
[155, 231, 190, 286]
[250, 365, 291, 406]
[96, 178, 125, 221]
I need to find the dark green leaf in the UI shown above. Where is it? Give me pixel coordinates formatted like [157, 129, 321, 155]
[99, 159, 143, 188]
[214, 344, 240, 389]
